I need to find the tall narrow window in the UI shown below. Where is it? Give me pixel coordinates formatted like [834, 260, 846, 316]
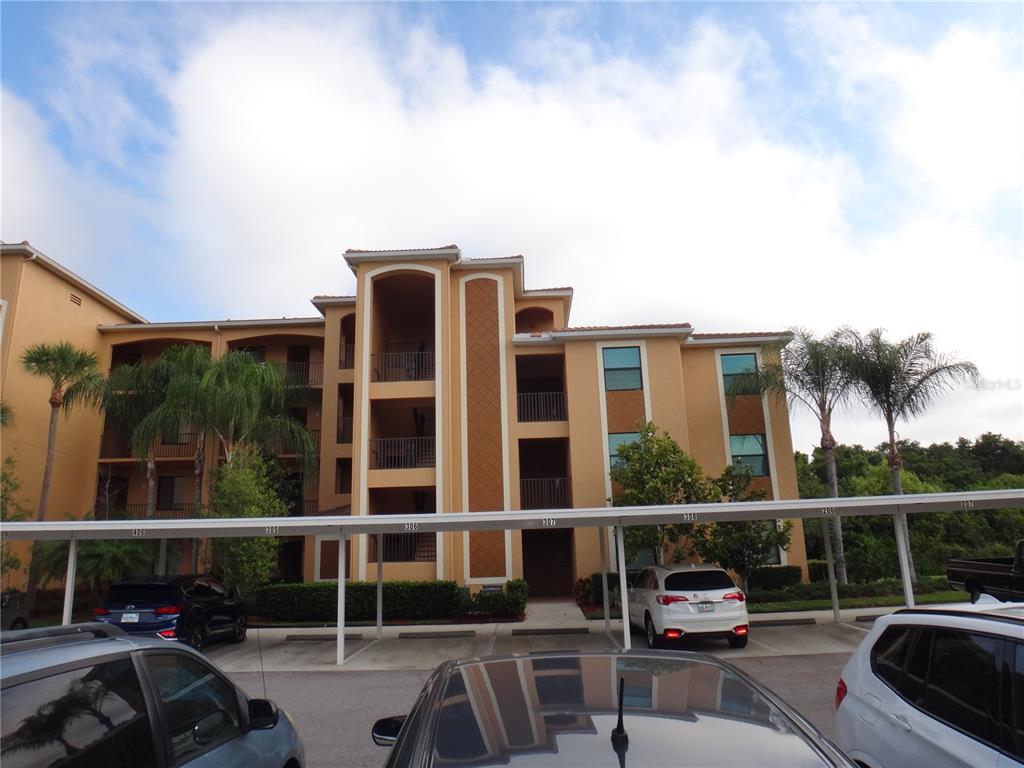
[729, 434, 768, 476]
[721, 353, 758, 395]
[608, 432, 640, 469]
[603, 346, 642, 391]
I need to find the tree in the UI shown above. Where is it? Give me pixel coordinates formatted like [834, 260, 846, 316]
[33, 535, 155, 594]
[1, 456, 29, 575]
[19, 342, 104, 614]
[609, 422, 717, 562]
[847, 329, 979, 583]
[208, 445, 288, 594]
[734, 328, 855, 583]
[19, 342, 104, 521]
[689, 465, 793, 591]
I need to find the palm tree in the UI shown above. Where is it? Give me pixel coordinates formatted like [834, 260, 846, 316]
[20, 342, 103, 614]
[847, 329, 979, 584]
[0, 400, 12, 427]
[734, 329, 856, 583]
[20, 342, 104, 521]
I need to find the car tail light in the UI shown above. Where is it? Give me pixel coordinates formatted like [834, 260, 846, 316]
[722, 591, 746, 602]
[158, 629, 177, 639]
[732, 625, 748, 635]
[656, 595, 690, 605]
[835, 677, 848, 709]
[93, 607, 110, 616]
[154, 605, 183, 616]
[664, 629, 683, 639]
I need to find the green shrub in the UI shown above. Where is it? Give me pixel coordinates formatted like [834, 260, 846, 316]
[747, 575, 951, 604]
[250, 580, 463, 622]
[573, 578, 592, 606]
[807, 559, 829, 583]
[748, 565, 803, 590]
[590, 572, 620, 605]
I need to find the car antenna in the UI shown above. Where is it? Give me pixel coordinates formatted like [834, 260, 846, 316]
[610, 676, 628, 768]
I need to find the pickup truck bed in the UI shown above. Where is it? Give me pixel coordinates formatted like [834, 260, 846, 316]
[947, 541, 1023, 602]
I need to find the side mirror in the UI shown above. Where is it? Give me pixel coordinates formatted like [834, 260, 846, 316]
[248, 698, 279, 730]
[228, 586, 240, 600]
[193, 709, 231, 745]
[372, 716, 406, 747]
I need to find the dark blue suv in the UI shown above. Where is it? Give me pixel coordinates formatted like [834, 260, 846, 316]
[94, 575, 246, 652]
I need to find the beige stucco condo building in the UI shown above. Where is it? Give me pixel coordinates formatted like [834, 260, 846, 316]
[1, 242, 808, 594]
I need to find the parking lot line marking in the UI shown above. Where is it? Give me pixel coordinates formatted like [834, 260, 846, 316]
[343, 638, 380, 664]
[485, 624, 498, 655]
[841, 622, 870, 633]
[747, 636, 783, 654]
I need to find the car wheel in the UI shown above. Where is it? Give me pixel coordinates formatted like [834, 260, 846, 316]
[186, 623, 206, 652]
[644, 614, 660, 649]
[728, 634, 748, 649]
[230, 615, 247, 643]
[10, 618, 27, 631]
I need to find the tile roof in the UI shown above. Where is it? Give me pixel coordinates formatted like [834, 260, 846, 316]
[312, 295, 356, 300]
[525, 286, 573, 292]
[344, 245, 458, 254]
[461, 255, 523, 262]
[554, 322, 692, 332]
[689, 331, 788, 339]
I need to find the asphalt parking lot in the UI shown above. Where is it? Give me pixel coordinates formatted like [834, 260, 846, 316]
[209, 618, 871, 768]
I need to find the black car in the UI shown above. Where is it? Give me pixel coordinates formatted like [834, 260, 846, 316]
[372, 650, 856, 767]
[94, 574, 247, 652]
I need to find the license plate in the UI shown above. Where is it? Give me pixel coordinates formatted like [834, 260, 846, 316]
[121, 612, 140, 623]
[697, 602, 715, 613]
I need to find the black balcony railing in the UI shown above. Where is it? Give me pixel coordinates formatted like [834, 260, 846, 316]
[369, 532, 436, 562]
[370, 437, 435, 469]
[288, 499, 319, 517]
[372, 351, 435, 382]
[123, 503, 196, 520]
[340, 344, 355, 369]
[284, 361, 323, 386]
[520, 478, 570, 510]
[266, 429, 319, 455]
[337, 416, 353, 444]
[517, 392, 567, 422]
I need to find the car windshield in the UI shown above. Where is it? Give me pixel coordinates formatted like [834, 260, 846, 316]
[664, 571, 736, 591]
[105, 584, 176, 604]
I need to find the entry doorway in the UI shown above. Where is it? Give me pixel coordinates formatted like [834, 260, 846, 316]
[522, 528, 574, 597]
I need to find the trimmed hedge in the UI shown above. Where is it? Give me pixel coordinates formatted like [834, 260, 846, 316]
[589, 572, 621, 605]
[748, 575, 951, 604]
[250, 579, 529, 622]
[748, 565, 803, 590]
[807, 559, 829, 583]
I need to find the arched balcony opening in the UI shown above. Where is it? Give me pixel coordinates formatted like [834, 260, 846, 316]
[515, 307, 555, 334]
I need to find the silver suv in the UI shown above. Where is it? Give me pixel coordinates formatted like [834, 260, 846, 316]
[1, 623, 304, 768]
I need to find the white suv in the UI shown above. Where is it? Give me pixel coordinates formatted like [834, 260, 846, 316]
[835, 600, 1024, 767]
[626, 564, 749, 649]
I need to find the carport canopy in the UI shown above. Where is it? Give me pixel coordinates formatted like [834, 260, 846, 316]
[3, 488, 1021, 663]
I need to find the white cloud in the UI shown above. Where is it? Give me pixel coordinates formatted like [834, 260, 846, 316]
[5, 4, 1023, 451]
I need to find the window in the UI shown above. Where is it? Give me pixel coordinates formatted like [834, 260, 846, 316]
[156, 476, 187, 510]
[236, 345, 265, 362]
[145, 653, 242, 763]
[721, 353, 758, 395]
[902, 628, 931, 707]
[1, 659, 155, 768]
[603, 346, 642, 391]
[664, 570, 737, 592]
[871, 626, 913, 689]
[925, 629, 1000, 746]
[608, 432, 640, 469]
[1013, 643, 1024, 758]
[729, 434, 769, 476]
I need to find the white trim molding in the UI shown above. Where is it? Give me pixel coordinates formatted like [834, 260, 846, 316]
[459, 273, 513, 585]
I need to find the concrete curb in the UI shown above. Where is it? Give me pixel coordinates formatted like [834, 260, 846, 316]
[398, 630, 475, 639]
[750, 618, 816, 627]
[284, 633, 364, 641]
[511, 627, 590, 636]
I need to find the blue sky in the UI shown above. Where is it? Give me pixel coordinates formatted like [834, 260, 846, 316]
[2, 2, 1022, 450]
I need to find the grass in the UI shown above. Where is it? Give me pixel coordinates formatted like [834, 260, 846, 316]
[748, 590, 969, 614]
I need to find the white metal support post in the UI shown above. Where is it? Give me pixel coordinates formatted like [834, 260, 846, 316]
[615, 526, 630, 650]
[894, 512, 915, 608]
[821, 519, 840, 622]
[599, 528, 610, 636]
[62, 539, 78, 625]
[337, 532, 347, 665]
[376, 533, 383, 639]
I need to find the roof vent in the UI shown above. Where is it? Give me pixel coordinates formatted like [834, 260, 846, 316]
[70, 293, 82, 306]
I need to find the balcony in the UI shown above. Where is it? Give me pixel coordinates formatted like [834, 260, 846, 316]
[337, 417, 353, 444]
[100, 433, 199, 460]
[369, 532, 436, 563]
[517, 392, 567, 422]
[520, 478, 570, 510]
[372, 351, 435, 382]
[288, 499, 319, 516]
[122, 503, 196, 520]
[370, 437, 435, 469]
[340, 344, 355, 369]
[284, 361, 323, 386]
